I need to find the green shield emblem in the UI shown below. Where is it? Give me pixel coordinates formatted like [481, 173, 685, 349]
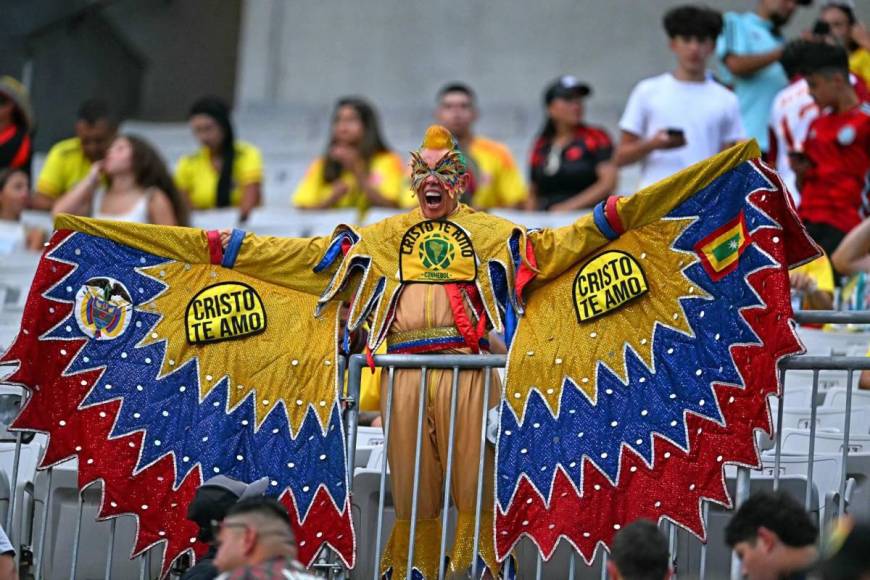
[419, 233, 455, 270]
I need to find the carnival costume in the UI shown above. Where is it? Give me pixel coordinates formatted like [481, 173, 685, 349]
[2, 126, 819, 578]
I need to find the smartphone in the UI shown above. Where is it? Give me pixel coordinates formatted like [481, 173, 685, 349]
[812, 20, 831, 36]
[666, 128, 685, 139]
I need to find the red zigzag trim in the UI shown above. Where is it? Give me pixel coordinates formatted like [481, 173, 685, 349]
[495, 162, 818, 562]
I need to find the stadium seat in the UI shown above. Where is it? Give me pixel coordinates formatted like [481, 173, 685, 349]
[795, 327, 870, 356]
[780, 406, 870, 435]
[824, 387, 870, 410]
[29, 460, 163, 580]
[782, 368, 859, 396]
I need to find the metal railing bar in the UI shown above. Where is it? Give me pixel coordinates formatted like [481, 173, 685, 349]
[34, 467, 52, 580]
[774, 367, 786, 492]
[793, 310, 870, 324]
[805, 370, 820, 512]
[372, 365, 395, 580]
[470, 369, 491, 579]
[838, 369, 854, 516]
[406, 367, 429, 579]
[437, 367, 460, 580]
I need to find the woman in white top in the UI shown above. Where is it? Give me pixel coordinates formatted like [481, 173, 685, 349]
[53, 134, 189, 226]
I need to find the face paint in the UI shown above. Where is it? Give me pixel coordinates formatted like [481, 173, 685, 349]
[410, 149, 465, 200]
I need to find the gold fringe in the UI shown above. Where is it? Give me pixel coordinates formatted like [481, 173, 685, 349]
[380, 518, 442, 579]
[449, 510, 498, 577]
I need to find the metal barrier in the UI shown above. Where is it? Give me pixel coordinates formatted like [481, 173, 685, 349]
[342, 311, 870, 580]
[3, 310, 870, 578]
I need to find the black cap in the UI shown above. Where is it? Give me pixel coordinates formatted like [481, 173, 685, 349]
[544, 75, 591, 105]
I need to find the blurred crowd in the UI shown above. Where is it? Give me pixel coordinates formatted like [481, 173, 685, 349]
[1, 2, 868, 261]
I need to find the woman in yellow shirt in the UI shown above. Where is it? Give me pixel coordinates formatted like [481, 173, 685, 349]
[176, 97, 263, 221]
[293, 97, 410, 212]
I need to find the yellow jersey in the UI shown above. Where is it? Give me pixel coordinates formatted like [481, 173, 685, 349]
[792, 254, 834, 309]
[466, 136, 527, 209]
[292, 151, 412, 212]
[36, 137, 94, 198]
[175, 141, 263, 209]
[850, 48, 870, 90]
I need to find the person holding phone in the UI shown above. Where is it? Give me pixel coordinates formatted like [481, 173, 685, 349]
[616, 5, 745, 190]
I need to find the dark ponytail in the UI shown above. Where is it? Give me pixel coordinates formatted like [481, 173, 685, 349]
[189, 97, 236, 208]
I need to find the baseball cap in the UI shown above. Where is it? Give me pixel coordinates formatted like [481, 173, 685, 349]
[544, 75, 591, 105]
[186, 475, 270, 542]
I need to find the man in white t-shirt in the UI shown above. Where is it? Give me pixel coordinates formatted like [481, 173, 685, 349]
[616, 5, 745, 190]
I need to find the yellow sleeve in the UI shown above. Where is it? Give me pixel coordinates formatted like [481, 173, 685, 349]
[232, 230, 333, 295]
[810, 256, 835, 294]
[370, 153, 413, 207]
[174, 156, 194, 195]
[236, 144, 263, 186]
[494, 150, 527, 206]
[35, 144, 68, 198]
[292, 159, 330, 208]
[849, 49, 870, 88]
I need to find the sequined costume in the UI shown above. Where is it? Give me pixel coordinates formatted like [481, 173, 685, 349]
[1, 135, 821, 578]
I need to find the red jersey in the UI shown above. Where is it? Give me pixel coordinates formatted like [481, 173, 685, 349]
[798, 102, 870, 234]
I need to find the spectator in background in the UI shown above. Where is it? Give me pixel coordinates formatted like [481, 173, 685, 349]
[716, 0, 809, 154]
[790, 252, 835, 310]
[33, 99, 116, 210]
[607, 519, 671, 580]
[0, 168, 43, 254]
[527, 76, 616, 211]
[434, 83, 527, 209]
[0, 76, 33, 178]
[793, 42, 870, 257]
[725, 490, 818, 580]
[182, 476, 269, 580]
[176, 97, 262, 222]
[616, 5, 744, 190]
[818, 1, 870, 87]
[53, 135, 189, 226]
[768, 39, 868, 204]
[769, 40, 826, 203]
[0, 524, 17, 580]
[293, 96, 408, 212]
[213, 497, 317, 580]
[831, 216, 870, 390]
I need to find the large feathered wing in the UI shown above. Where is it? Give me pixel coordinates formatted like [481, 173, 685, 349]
[0, 216, 355, 575]
[496, 141, 820, 562]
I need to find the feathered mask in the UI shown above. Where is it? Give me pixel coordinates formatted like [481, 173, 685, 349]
[410, 125, 467, 200]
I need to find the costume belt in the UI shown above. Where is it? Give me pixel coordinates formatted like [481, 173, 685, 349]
[387, 326, 489, 354]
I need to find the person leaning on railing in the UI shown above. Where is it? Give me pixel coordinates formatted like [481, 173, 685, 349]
[832, 216, 870, 390]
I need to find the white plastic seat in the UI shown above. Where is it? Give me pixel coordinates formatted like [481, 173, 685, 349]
[824, 387, 870, 410]
[30, 460, 163, 579]
[796, 327, 870, 356]
[782, 368, 859, 396]
[780, 406, 870, 435]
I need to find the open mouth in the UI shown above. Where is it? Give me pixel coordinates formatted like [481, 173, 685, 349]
[424, 189, 443, 209]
